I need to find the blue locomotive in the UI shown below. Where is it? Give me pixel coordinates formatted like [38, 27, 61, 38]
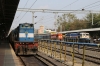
[9, 23, 38, 55]
[65, 32, 90, 43]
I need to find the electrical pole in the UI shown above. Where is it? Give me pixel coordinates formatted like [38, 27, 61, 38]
[17, 8, 100, 29]
[60, 25, 62, 32]
[32, 12, 34, 24]
[92, 13, 94, 25]
[54, 13, 57, 32]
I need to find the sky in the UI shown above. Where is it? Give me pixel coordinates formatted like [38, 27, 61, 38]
[11, 0, 100, 30]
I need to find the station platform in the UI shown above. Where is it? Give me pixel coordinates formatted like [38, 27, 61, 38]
[0, 41, 23, 66]
[0, 40, 86, 66]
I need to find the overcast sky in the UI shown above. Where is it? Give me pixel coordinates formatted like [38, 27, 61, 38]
[11, 0, 100, 30]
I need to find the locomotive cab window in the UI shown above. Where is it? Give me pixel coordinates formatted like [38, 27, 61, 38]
[30, 24, 34, 28]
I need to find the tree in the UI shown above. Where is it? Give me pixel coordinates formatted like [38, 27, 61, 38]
[57, 13, 77, 31]
[56, 13, 88, 31]
[84, 13, 100, 38]
[85, 13, 100, 28]
[69, 19, 88, 30]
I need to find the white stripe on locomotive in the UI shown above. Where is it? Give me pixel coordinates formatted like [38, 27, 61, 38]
[19, 33, 25, 37]
[27, 33, 34, 38]
[19, 33, 34, 38]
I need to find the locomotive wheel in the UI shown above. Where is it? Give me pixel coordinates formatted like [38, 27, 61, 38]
[22, 47, 25, 55]
[15, 47, 20, 55]
[25, 48, 27, 54]
[22, 47, 27, 55]
[15, 49, 18, 56]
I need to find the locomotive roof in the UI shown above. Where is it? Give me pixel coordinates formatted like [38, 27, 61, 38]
[19, 23, 33, 25]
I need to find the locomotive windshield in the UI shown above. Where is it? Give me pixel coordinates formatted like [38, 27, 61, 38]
[80, 33, 90, 38]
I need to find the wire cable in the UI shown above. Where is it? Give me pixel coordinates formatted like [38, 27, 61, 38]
[61, 0, 79, 9]
[84, 3, 100, 10]
[37, 0, 79, 25]
[41, 0, 79, 21]
[35, 16, 54, 24]
[17, 0, 29, 18]
[65, 1, 100, 14]
[80, 0, 100, 9]
[42, 1, 100, 29]
[18, 0, 37, 22]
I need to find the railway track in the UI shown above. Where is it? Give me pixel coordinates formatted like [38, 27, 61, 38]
[66, 50, 100, 64]
[85, 46, 100, 52]
[19, 54, 57, 66]
[67, 45, 100, 52]
[43, 45, 100, 65]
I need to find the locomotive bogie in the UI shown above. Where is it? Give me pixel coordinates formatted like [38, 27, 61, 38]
[14, 41, 38, 55]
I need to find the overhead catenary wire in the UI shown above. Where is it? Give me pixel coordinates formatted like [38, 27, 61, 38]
[41, 0, 79, 21]
[17, 0, 100, 29]
[41, 17, 54, 23]
[90, 4, 100, 10]
[64, 0, 100, 14]
[59, 1, 100, 28]
[10, 0, 29, 32]
[83, 3, 100, 10]
[35, 16, 54, 24]
[13, 0, 29, 22]
[79, 0, 100, 9]
[61, 0, 79, 9]
[35, 0, 100, 25]
[35, 0, 79, 26]
[17, 0, 30, 18]
[54, 0, 100, 30]
[18, 0, 37, 22]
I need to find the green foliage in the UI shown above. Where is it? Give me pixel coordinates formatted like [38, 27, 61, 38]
[57, 13, 77, 31]
[56, 13, 100, 31]
[56, 13, 100, 38]
[57, 13, 88, 31]
[85, 13, 100, 28]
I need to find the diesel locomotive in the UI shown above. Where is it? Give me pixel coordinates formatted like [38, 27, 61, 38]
[8, 23, 38, 55]
[65, 32, 90, 43]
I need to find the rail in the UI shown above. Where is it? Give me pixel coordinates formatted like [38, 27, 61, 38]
[38, 39, 100, 66]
